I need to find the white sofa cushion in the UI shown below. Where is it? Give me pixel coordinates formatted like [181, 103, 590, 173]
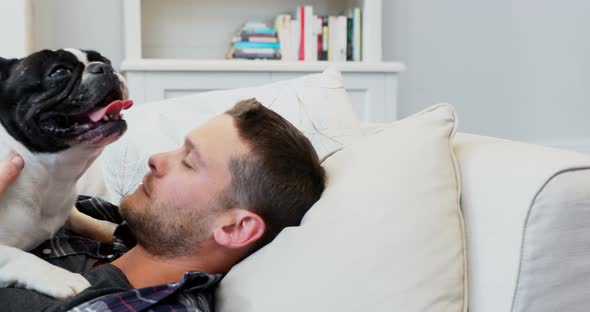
[513, 168, 590, 312]
[88, 68, 362, 203]
[216, 104, 467, 312]
[453, 134, 590, 312]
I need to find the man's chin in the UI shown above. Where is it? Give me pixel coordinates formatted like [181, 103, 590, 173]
[120, 191, 140, 212]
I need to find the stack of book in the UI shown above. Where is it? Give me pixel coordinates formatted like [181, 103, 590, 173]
[227, 22, 281, 60]
[274, 5, 362, 62]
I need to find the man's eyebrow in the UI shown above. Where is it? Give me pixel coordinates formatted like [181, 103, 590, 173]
[184, 137, 205, 165]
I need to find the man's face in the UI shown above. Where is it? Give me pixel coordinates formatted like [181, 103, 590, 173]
[119, 114, 249, 257]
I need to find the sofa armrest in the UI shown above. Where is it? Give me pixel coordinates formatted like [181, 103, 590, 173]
[453, 133, 590, 312]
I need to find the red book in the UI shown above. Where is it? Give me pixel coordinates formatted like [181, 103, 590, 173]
[299, 6, 305, 61]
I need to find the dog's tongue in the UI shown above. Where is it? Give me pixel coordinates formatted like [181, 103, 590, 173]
[88, 99, 133, 122]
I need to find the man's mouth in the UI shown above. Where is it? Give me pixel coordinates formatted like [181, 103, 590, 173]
[140, 176, 151, 197]
[39, 97, 133, 136]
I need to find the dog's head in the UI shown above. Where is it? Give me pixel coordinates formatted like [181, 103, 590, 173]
[0, 49, 132, 153]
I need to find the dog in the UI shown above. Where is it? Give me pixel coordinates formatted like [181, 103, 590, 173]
[0, 49, 132, 299]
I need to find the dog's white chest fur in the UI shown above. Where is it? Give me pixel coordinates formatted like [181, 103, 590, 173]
[0, 125, 102, 250]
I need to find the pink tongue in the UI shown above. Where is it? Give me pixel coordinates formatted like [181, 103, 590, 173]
[88, 99, 133, 122]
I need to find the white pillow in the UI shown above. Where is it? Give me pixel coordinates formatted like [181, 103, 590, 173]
[90, 68, 362, 203]
[216, 104, 467, 312]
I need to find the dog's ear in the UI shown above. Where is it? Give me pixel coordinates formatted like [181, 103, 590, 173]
[0, 57, 17, 81]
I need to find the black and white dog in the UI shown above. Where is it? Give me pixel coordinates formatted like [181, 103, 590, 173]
[0, 49, 132, 298]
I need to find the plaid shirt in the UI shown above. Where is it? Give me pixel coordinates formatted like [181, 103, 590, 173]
[30, 196, 223, 312]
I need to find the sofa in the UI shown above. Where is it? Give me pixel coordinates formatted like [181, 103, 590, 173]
[78, 68, 590, 312]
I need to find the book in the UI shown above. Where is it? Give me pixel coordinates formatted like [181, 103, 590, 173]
[328, 16, 347, 62]
[347, 17, 353, 61]
[297, 6, 304, 60]
[240, 21, 275, 33]
[328, 16, 336, 61]
[233, 53, 280, 60]
[304, 6, 314, 61]
[335, 16, 347, 61]
[352, 7, 362, 61]
[235, 48, 279, 54]
[234, 41, 280, 49]
[296, 5, 314, 61]
[328, 16, 347, 61]
[308, 14, 322, 62]
[242, 28, 277, 35]
[321, 16, 329, 60]
[290, 19, 301, 61]
[240, 35, 279, 43]
[275, 14, 294, 61]
[317, 16, 323, 61]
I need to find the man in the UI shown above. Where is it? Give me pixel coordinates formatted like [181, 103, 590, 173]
[0, 98, 326, 311]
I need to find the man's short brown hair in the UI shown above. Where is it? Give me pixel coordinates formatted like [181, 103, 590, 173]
[220, 98, 326, 253]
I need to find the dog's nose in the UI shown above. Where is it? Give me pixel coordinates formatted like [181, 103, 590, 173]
[86, 62, 112, 75]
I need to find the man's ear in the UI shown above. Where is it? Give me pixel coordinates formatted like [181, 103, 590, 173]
[0, 57, 16, 81]
[212, 209, 265, 249]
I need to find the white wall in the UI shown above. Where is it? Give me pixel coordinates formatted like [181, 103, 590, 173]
[383, 0, 590, 148]
[31, 0, 124, 69]
[0, 0, 32, 58]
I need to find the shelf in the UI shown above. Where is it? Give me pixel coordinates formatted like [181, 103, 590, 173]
[124, 0, 383, 62]
[121, 59, 405, 73]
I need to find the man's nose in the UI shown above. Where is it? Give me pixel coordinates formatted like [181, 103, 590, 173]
[148, 154, 162, 177]
[86, 61, 112, 75]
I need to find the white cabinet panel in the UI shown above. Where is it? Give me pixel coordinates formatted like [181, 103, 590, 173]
[125, 70, 400, 123]
[128, 71, 272, 103]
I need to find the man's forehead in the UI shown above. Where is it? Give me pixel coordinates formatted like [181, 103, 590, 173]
[192, 114, 234, 135]
[186, 114, 248, 154]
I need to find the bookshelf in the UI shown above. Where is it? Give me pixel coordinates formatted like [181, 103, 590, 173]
[122, 0, 405, 122]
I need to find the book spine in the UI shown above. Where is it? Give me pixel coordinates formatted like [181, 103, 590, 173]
[235, 48, 279, 54]
[275, 14, 293, 61]
[335, 16, 347, 61]
[305, 5, 317, 61]
[291, 19, 300, 61]
[233, 53, 280, 60]
[242, 28, 277, 35]
[317, 16, 323, 61]
[305, 6, 319, 62]
[353, 7, 362, 61]
[321, 16, 328, 61]
[299, 6, 305, 60]
[328, 16, 336, 61]
[235, 41, 280, 49]
[241, 36, 279, 43]
[347, 17, 353, 61]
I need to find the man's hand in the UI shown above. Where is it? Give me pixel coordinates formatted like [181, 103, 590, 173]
[0, 153, 24, 197]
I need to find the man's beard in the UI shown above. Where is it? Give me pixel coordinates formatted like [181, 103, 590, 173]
[119, 197, 213, 259]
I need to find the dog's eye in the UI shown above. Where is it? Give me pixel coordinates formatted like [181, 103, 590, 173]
[49, 67, 72, 78]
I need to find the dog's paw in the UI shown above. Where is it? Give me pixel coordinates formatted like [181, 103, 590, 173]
[22, 266, 91, 299]
[0, 245, 92, 299]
